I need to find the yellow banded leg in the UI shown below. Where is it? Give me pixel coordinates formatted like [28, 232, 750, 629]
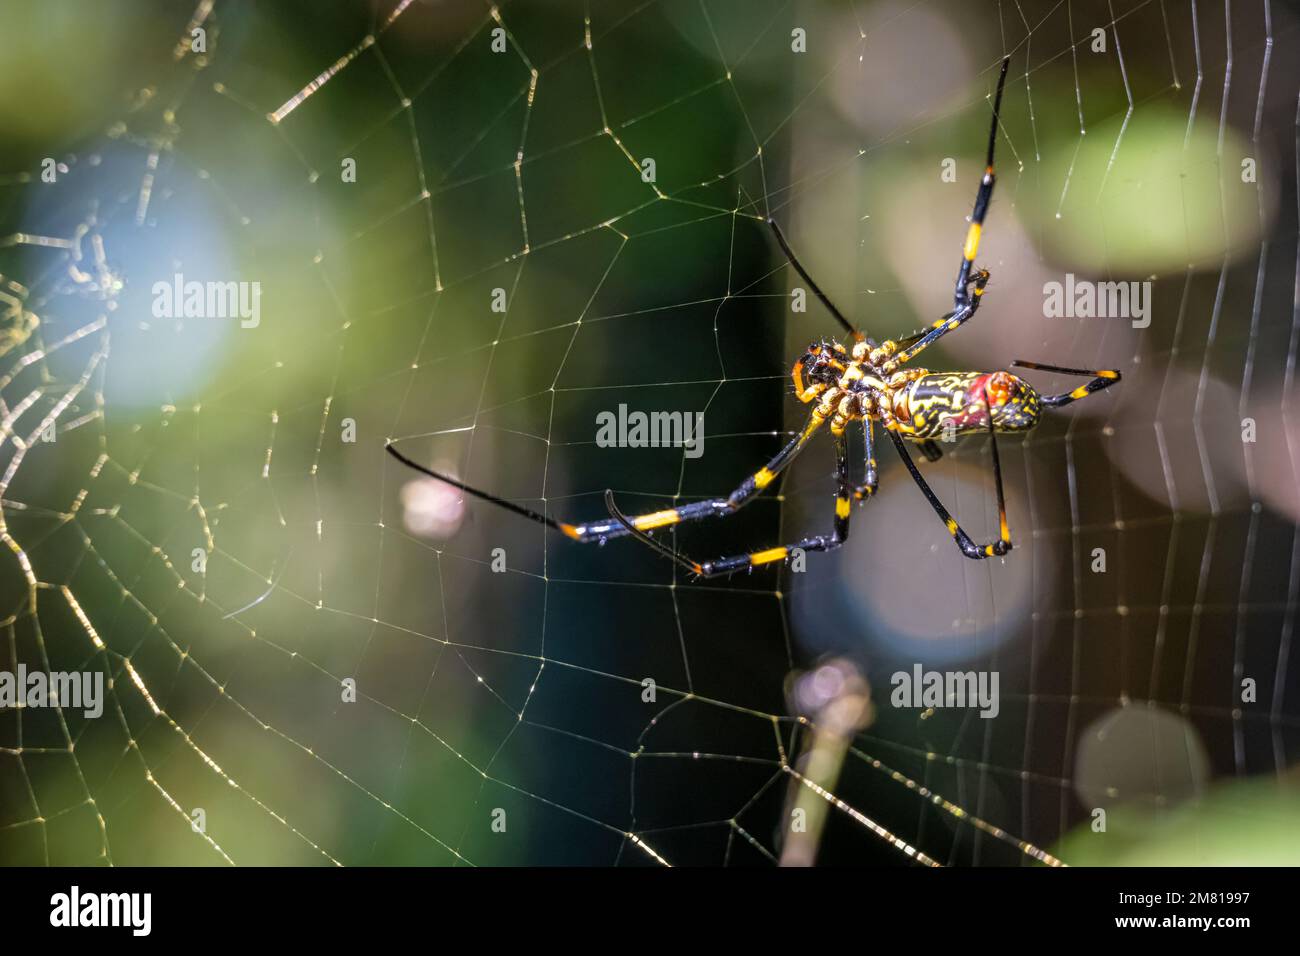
[894, 268, 990, 365]
[853, 418, 879, 500]
[886, 422, 1012, 561]
[566, 405, 829, 542]
[604, 434, 855, 578]
[1011, 360, 1122, 408]
[952, 57, 1010, 311]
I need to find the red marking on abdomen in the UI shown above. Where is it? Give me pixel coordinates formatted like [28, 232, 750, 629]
[948, 373, 993, 429]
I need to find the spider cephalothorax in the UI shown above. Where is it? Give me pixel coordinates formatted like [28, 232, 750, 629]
[388, 56, 1122, 572]
[792, 338, 917, 434]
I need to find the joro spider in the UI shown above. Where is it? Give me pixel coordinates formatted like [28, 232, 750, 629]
[386, 56, 1121, 576]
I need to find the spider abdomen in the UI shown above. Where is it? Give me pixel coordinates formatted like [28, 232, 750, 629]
[894, 370, 1041, 438]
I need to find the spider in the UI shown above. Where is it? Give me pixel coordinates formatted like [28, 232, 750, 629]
[386, 56, 1121, 576]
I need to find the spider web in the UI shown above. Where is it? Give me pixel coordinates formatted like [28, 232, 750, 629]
[2, 0, 1298, 867]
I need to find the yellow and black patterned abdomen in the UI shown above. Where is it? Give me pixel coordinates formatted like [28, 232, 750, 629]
[896, 371, 1041, 439]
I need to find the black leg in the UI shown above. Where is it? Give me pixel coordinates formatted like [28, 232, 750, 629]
[1010, 360, 1121, 408]
[386, 406, 828, 545]
[768, 217, 866, 344]
[854, 418, 879, 499]
[952, 56, 1011, 312]
[918, 439, 944, 463]
[891, 268, 991, 364]
[606, 433, 855, 578]
[887, 420, 1011, 560]
[889, 58, 1011, 366]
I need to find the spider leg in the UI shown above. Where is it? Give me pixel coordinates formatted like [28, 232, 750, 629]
[889, 56, 1010, 366]
[853, 417, 879, 500]
[387, 442, 570, 536]
[606, 433, 855, 578]
[887, 418, 1012, 560]
[768, 218, 867, 344]
[891, 268, 991, 364]
[953, 56, 1011, 312]
[1010, 360, 1121, 408]
[917, 439, 944, 463]
[562, 405, 828, 542]
[385, 406, 828, 544]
